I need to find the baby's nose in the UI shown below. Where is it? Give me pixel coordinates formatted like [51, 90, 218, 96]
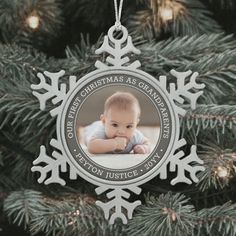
[117, 127, 125, 135]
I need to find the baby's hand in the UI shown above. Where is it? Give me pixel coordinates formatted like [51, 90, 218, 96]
[133, 144, 149, 154]
[114, 137, 127, 151]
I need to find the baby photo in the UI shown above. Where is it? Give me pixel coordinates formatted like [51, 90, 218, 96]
[76, 86, 160, 169]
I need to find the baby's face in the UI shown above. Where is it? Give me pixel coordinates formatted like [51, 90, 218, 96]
[101, 107, 139, 141]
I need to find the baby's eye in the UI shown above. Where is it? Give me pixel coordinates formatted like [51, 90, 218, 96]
[126, 125, 133, 129]
[112, 123, 118, 127]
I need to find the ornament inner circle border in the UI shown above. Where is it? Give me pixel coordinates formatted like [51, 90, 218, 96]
[59, 69, 178, 187]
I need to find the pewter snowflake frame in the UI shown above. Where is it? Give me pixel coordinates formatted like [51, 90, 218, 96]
[31, 25, 205, 224]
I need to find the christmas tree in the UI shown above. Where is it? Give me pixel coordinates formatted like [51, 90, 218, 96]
[1, 0, 236, 235]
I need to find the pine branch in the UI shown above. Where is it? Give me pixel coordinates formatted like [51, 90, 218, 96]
[126, 192, 197, 236]
[65, 34, 236, 104]
[0, 44, 85, 188]
[128, 0, 222, 39]
[137, 35, 236, 102]
[182, 0, 222, 34]
[3, 190, 125, 236]
[180, 111, 236, 191]
[142, 180, 236, 209]
[196, 140, 236, 191]
[0, 129, 42, 188]
[0, 130, 34, 161]
[65, 35, 102, 75]
[195, 202, 236, 236]
[0, 44, 75, 149]
[178, 50, 236, 103]
[66, 33, 236, 77]
[0, 93, 56, 148]
[3, 190, 43, 229]
[138, 33, 236, 74]
[127, 192, 236, 236]
[0, 147, 20, 191]
[181, 104, 236, 135]
[0, 0, 64, 48]
[0, 43, 74, 82]
[0, 44, 46, 79]
[64, 0, 114, 28]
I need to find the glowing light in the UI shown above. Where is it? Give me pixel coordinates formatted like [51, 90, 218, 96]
[216, 166, 228, 178]
[160, 7, 174, 22]
[150, 0, 186, 28]
[26, 15, 40, 29]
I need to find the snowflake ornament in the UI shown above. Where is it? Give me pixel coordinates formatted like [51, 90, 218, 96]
[31, 25, 205, 224]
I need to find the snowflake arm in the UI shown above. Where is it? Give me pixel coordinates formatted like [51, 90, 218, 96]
[158, 139, 205, 184]
[95, 36, 114, 56]
[170, 139, 205, 185]
[31, 145, 66, 185]
[95, 25, 141, 69]
[95, 186, 141, 224]
[169, 70, 205, 116]
[31, 71, 77, 117]
[31, 139, 77, 185]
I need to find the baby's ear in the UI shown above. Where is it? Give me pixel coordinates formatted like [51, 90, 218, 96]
[100, 114, 105, 123]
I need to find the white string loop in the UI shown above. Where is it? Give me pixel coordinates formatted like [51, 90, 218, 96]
[114, 0, 124, 30]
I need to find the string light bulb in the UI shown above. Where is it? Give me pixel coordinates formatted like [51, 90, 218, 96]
[151, 0, 186, 27]
[159, 6, 173, 22]
[216, 166, 228, 178]
[26, 13, 40, 30]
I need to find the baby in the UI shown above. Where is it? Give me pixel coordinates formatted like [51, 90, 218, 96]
[85, 91, 150, 154]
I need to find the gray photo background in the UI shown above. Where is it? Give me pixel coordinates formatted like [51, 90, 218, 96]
[76, 85, 160, 127]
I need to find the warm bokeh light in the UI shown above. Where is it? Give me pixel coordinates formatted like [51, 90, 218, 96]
[216, 166, 228, 178]
[151, 0, 186, 28]
[160, 7, 173, 22]
[26, 14, 40, 29]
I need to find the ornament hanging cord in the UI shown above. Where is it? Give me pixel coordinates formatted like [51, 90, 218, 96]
[114, 0, 124, 30]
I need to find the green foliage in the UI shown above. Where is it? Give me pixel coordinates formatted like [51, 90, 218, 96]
[64, 0, 114, 28]
[65, 35, 102, 75]
[0, 0, 64, 48]
[3, 190, 43, 229]
[195, 202, 236, 236]
[181, 112, 236, 191]
[196, 135, 236, 191]
[127, 192, 197, 236]
[0, 44, 77, 151]
[138, 33, 236, 74]
[0, 0, 236, 235]
[127, 193, 236, 236]
[67, 33, 236, 93]
[128, 0, 222, 39]
[0, 43, 45, 80]
[139, 34, 236, 103]
[3, 190, 125, 236]
[179, 51, 236, 103]
[0, 44, 77, 188]
[181, 104, 236, 136]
